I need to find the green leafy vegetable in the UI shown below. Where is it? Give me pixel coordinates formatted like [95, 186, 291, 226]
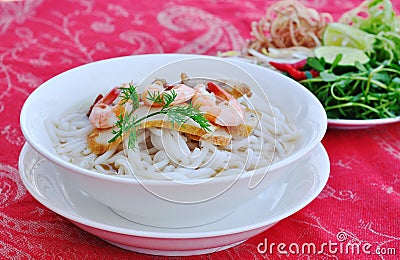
[338, 0, 400, 63]
[109, 83, 211, 149]
[342, 0, 399, 34]
[297, 0, 400, 120]
[302, 56, 400, 119]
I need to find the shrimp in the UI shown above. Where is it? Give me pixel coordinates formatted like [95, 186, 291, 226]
[88, 86, 124, 129]
[142, 82, 195, 107]
[192, 82, 245, 127]
[192, 84, 220, 123]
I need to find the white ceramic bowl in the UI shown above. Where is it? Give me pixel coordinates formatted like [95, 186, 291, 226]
[20, 54, 327, 228]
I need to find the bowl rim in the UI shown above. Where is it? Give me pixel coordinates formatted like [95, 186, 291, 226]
[20, 53, 327, 185]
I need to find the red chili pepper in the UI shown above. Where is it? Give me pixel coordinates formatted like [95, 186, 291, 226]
[286, 66, 320, 80]
[269, 59, 307, 71]
[285, 65, 308, 80]
[308, 69, 319, 78]
[269, 60, 319, 81]
[290, 59, 308, 69]
[269, 61, 289, 72]
[102, 87, 121, 105]
[207, 81, 231, 100]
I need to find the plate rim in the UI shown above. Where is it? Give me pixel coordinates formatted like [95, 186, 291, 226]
[328, 116, 400, 129]
[18, 142, 330, 239]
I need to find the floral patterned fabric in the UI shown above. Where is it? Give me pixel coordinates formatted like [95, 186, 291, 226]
[0, 0, 399, 259]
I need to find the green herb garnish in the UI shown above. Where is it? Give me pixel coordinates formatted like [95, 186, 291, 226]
[109, 83, 211, 149]
[302, 56, 400, 120]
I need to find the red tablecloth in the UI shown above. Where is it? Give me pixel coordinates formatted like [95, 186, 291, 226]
[1, 0, 399, 259]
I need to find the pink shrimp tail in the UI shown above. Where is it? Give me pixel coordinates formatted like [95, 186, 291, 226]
[207, 81, 245, 126]
[89, 86, 123, 129]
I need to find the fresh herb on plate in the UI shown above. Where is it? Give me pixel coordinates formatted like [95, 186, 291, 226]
[301, 55, 400, 119]
[339, 0, 399, 35]
[109, 83, 211, 149]
[299, 0, 400, 120]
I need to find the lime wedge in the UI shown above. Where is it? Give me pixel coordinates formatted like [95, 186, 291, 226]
[323, 23, 375, 52]
[314, 46, 369, 66]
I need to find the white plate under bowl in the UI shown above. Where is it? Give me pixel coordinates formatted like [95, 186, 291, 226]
[328, 117, 400, 130]
[19, 143, 329, 256]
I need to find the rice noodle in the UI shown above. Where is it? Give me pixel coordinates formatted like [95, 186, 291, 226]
[48, 100, 302, 180]
[46, 76, 304, 180]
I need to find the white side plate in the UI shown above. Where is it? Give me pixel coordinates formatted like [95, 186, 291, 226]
[328, 117, 400, 129]
[19, 143, 329, 256]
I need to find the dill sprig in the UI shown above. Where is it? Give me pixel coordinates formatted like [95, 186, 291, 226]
[109, 83, 211, 149]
